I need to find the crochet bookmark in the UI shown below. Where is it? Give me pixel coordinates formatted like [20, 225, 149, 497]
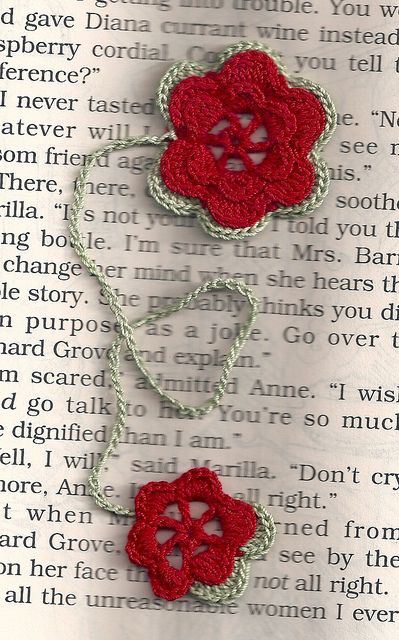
[69, 42, 336, 603]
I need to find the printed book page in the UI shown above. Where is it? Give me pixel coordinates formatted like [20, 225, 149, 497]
[1, 1, 399, 638]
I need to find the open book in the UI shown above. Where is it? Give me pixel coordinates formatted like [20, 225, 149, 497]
[1, 1, 398, 637]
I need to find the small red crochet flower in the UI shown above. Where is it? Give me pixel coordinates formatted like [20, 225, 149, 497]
[125, 467, 257, 600]
[150, 43, 336, 237]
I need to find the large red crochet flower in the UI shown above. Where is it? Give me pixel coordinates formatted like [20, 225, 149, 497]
[125, 467, 257, 600]
[151, 44, 335, 237]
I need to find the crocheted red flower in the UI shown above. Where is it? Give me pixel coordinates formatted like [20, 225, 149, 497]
[125, 467, 257, 600]
[151, 44, 335, 236]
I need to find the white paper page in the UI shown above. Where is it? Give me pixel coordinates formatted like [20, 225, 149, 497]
[1, 1, 398, 638]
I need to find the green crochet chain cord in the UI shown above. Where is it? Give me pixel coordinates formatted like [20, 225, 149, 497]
[68, 41, 335, 604]
[69, 40, 336, 518]
[69, 133, 260, 517]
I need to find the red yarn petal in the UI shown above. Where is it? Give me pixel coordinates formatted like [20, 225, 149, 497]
[190, 543, 237, 585]
[149, 555, 193, 601]
[169, 75, 224, 139]
[217, 170, 265, 203]
[186, 144, 219, 186]
[217, 496, 257, 547]
[286, 87, 326, 153]
[134, 481, 176, 524]
[161, 140, 207, 199]
[256, 144, 295, 180]
[206, 189, 277, 229]
[258, 100, 296, 145]
[268, 158, 316, 206]
[222, 83, 272, 114]
[218, 50, 288, 100]
[126, 521, 161, 566]
[174, 468, 224, 503]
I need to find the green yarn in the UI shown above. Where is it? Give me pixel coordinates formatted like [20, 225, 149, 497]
[69, 134, 259, 516]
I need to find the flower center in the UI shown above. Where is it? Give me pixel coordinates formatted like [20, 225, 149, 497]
[156, 501, 224, 568]
[207, 113, 268, 172]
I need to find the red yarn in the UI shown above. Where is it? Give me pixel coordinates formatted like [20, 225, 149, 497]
[160, 49, 326, 229]
[125, 467, 257, 600]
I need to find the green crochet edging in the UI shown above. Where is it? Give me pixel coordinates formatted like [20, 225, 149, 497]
[148, 40, 337, 239]
[190, 503, 276, 604]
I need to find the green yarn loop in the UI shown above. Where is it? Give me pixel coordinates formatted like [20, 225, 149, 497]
[69, 133, 259, 517]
